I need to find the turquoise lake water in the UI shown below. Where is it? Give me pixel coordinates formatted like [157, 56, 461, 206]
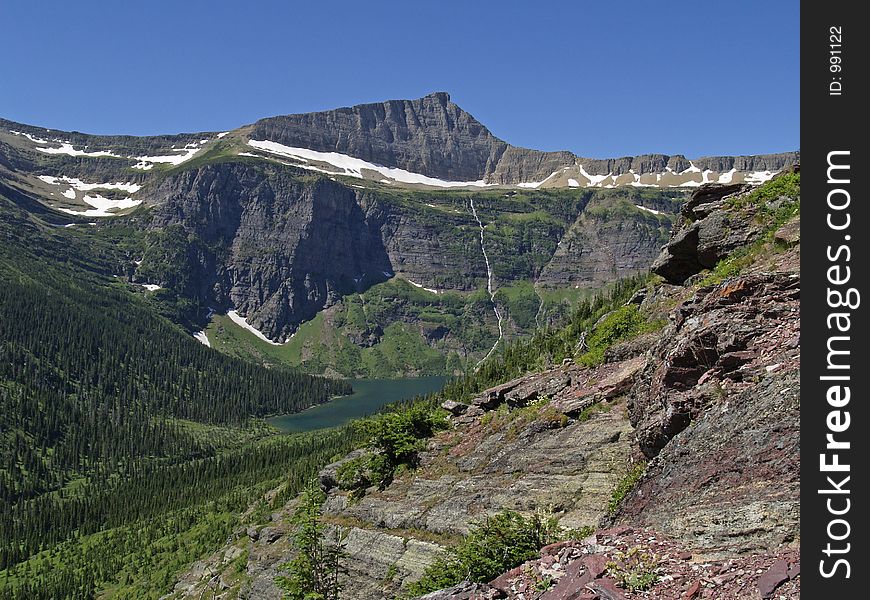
[268, 376, 447, 432]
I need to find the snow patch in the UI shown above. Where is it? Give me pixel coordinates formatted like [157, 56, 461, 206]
[717, 168, 737, 184]
[36, 142, 120, 158]
[578, 165, 611, 187]
[248, 139, 490, 188]
[62, 188, 77, 199]
[139, 283, 162, 291]
[193, 331, 211, 347]
[227, 310, 284, 345]
[745, 170, 776, 184]
[517, 170, 561, 189]
[567, 178, 580, 187]
[9, 130, 50, 144]
[407, 279, 441, 294]
[681, 162, 702, 174]
[636, 205, 664, 215]
[132, 144, 202, 169]
[38, 175, 142, 194]
[217, 132, 230, 138]
[56, 192, 142, 217]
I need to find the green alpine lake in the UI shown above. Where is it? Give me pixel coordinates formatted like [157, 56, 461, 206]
[268, 376, 448, 432]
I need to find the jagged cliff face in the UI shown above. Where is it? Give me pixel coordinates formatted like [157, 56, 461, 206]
[134, 159, 676, 351]
[140, 163, 394, 340]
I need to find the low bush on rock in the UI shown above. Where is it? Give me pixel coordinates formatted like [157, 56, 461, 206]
[406, 510, 566, 597]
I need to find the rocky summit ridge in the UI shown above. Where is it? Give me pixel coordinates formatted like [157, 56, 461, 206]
[167, 169, 801, 599]
[249, 92, 798, 188]
[2, 93, 797, 198]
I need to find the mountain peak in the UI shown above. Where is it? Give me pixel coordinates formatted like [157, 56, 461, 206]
[423, 91, 451, 103]
[249, 93, 506, 182]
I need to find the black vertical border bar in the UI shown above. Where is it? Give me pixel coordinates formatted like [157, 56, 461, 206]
[802, 0, 867, 596]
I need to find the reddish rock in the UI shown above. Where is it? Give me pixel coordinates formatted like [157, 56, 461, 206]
[504, 372, 571, 408]
[541, 540, 576, 557]
[683, 580, 701, 599]
[588, 577, 627, 600]
[774, 217, 800, 246]
[470, 378, 525, 410]
[757, 559, 789, 598]
[540, 560, 594, 600]
[582, 554, 609, 579]
[551, 357, 646, 415]
[678, 551, 693, 561]
[487, 565, 523, 592]
[787, 561, 800, 580]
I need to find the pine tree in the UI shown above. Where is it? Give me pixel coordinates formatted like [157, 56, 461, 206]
[276, 481, 346, 600]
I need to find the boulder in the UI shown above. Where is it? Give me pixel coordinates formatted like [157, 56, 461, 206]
[504, 372, 570, 409]
[318, 449, 372, 492]
[774, 216, 800, 246]
[652, 182, 761, 285]
[471, 378, 524, 410]
[441, 400, 469, 416]
[415, 581, 503, 599]
[680, 183, 748, 221]
[259, 527, 283, 544]
[757, 559, 789, 599]
[551, 357, 646, 415]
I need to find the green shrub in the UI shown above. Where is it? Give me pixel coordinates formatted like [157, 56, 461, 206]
[577, 305, 656, 367]
[345, 405, 448, 493]
[406, 510, 565, 597]
[728, 172, 800, 211]
[606, 547, 659, 591]
[335, 455, 374, 500]
[608, 461, 647, 515]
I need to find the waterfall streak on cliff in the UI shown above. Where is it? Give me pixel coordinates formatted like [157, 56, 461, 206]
[470, 199, 504, 367]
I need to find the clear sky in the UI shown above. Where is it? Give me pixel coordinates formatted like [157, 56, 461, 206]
[0, 0, 799, 158]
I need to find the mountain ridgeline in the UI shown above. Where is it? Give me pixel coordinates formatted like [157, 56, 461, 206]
[0, 93, 798, 375]
[248, 92, 797, 184]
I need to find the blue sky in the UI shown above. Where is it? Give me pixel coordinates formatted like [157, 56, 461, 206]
[0, 1, 798, 158]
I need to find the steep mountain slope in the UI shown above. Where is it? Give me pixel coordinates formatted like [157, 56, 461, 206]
[0, 187, 362, 598]
[167, 172, 800, 599]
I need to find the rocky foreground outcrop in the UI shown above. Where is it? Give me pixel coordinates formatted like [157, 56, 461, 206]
[418, 528, 799, 600]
